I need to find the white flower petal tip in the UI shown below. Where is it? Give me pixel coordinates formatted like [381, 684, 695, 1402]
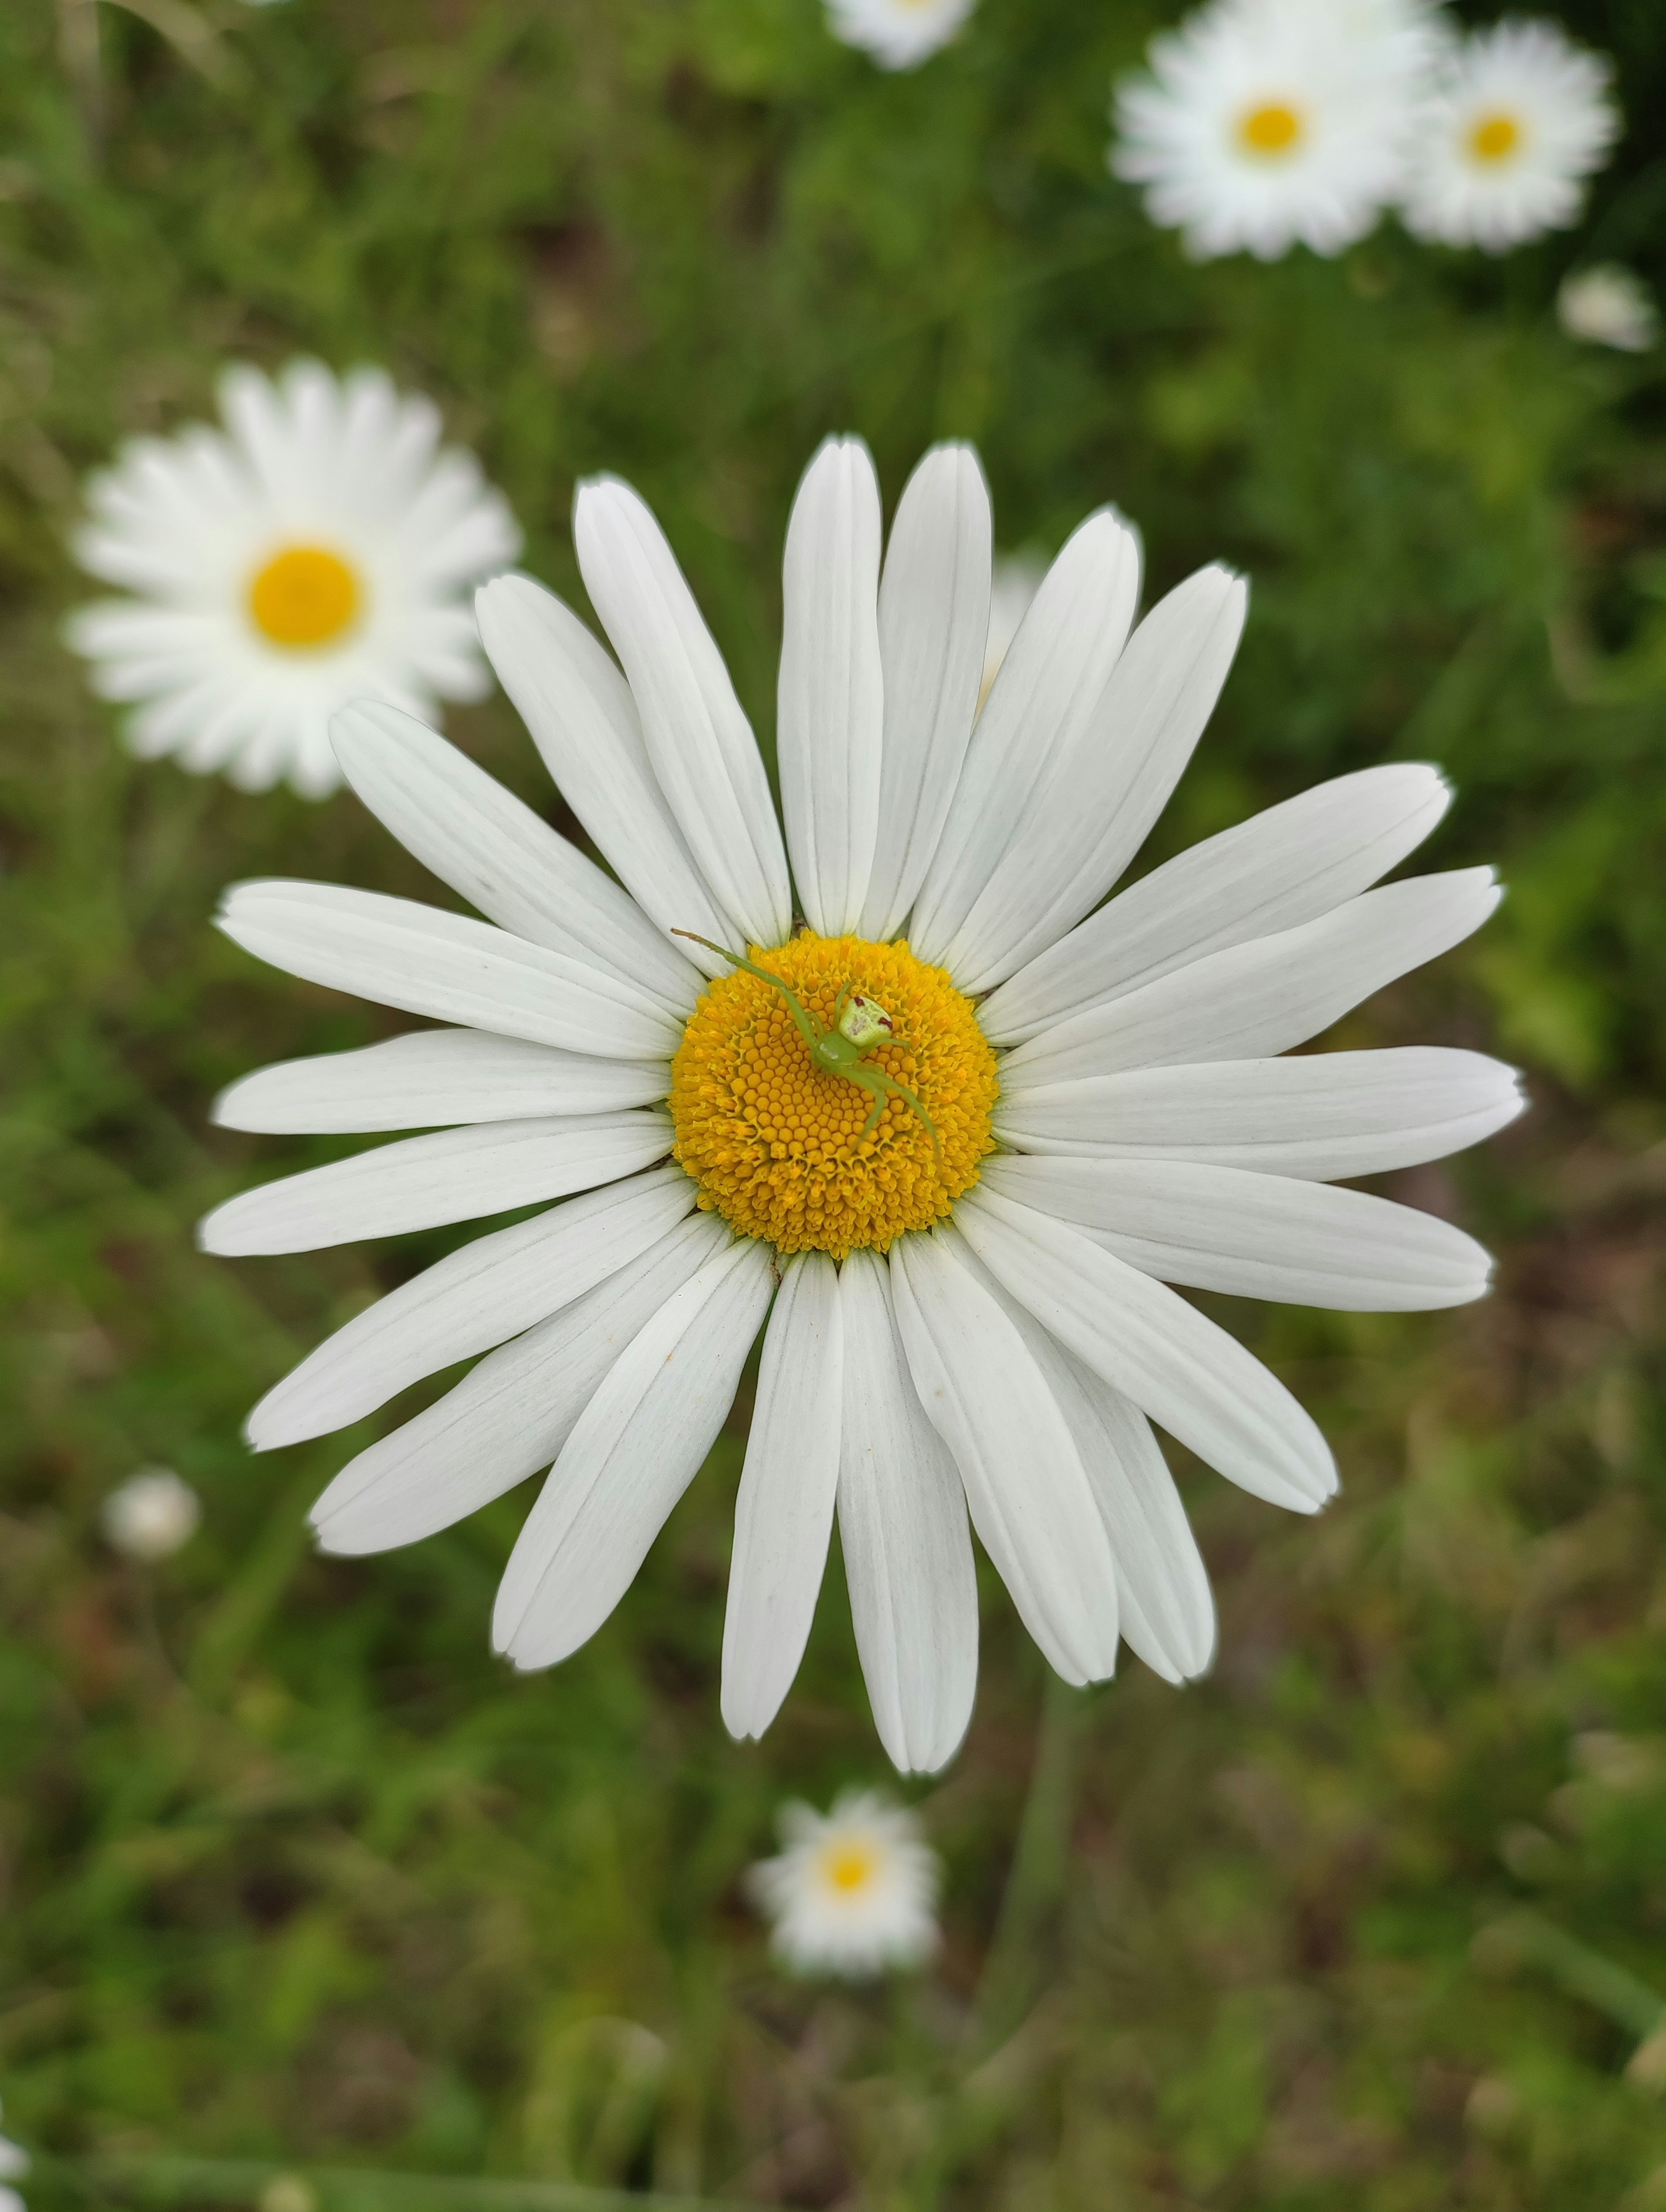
[981, 1154, 1495, 1312]
[837, 1249, 978, 1774]
[823, 0, 974, 71]
[67, 358, 520, 797]
[491, 1238, 774, 1671]
[749, 1792, 940, 1980]
[958, 1190, 1338, 1515]
[1558, 265, 1659, 353]
[197, 1111, 672, 1257]
[213, 879, 682, 1062]
[778, 438, 884, 940]
[1399, 20, 1619, 253]
[721, 1252, 843, 1742]
[572, 474, 791, 950]
[244, 1167, 697, 1452]
[327, 698, 700, 1018]
[1112, 0, 1436, 262]
[981, 758, 1455, 1045]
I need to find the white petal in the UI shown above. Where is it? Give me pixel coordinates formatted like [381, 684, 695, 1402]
[981, 1154, 1494, 1311]
[836, 1248, 978, 1773]
[200, 1110, 671, 1257]
[957, 1188, 1337, 1513]
[906, 508, 1142, 973]
[214, 1029, 667, 1133]
[994, 1047, 1526, 1177]
[311, 1213, 728, 1555]
[939, 566, 1246, 993]
[982, 762, 1452, 1045]
[889, 1226, 1120, 1685]
[217, 881, 682, 1062]
[1001, 870, 1502, 1090]
[574, 477, 791, 949]
[474, 576, 735, 979]
[721, 1252, 843, 1741]
[246, 1164, 696, 1450]
[858, 445, 992, 942]
[495, 1237, 774, 1668]
[969, 1272, 1213, 1684]
[777, 439, 884, 938]
[330, 700, 700, 1019]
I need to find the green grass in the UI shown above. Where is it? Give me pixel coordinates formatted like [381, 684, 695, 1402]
[3, 0, 1666, 2203]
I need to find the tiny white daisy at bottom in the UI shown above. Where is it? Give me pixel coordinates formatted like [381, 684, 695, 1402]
[68, 358, 520, 798]
[202, 434, 1521, 1774]
[1399, 20, 1618, 252]
[750, 1791, 938, 1978]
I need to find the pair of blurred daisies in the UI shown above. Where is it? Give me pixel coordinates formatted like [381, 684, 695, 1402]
[835, 0, 1621, 264]
[96, 1468, 931, 1978]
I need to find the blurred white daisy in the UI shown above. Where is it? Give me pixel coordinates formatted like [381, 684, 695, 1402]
[824, 0, 974, 71]
[1557, 263, 1658, 353]
[1111, 0, 1433, 261]
[1398, 20, 1618, 252]
[203, 434, 1518, 1772]
[68, 359, 521, 799]
[0, 2096, 28, 2212]
[749, 1790, 938, 1977]
[981, 551, 1046, 706]
[101, 1467, 201, 1561]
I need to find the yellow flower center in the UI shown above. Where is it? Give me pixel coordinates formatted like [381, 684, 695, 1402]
[669, 932, 998, 1261]
[247, 545, 362, 650]
[1238, 101, 1304, 159]
[1469, 112, 1522, 164]
[823, 1842, 879, 1893]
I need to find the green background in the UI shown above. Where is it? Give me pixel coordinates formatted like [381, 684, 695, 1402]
[2, 0, 1666, 2203]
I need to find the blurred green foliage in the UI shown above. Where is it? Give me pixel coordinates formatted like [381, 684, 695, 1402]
[2, 0, 1666, 2204]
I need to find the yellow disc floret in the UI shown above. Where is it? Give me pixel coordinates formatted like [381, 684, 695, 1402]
[670, 932, 998, 1260]
[247, 545, 362, 649]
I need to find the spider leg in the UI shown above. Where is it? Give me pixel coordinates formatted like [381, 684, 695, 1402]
[671, 928, 825, 1054]
[857, 1068, 945, 1176]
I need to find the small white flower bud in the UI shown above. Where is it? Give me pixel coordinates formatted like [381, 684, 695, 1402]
[101, 1468, 201, 1562]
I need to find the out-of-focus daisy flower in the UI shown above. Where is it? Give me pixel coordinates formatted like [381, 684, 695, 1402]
[824, 0, 974, 72]
[101, 1468, 201, 1561]
[981, 551, 1046, 707]
[204, 434, 1517, 1772]
[0, 2096, 29, 2212]
[1111, 0, 1433, 261]
[68, 359, 521, 799]
[1398, 20, 1618, 252]
[1557, 263, 1658, 352]
[749, 1791, 938, 1977]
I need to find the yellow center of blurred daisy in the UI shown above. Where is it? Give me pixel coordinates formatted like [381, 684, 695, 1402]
[1238, 102, 1303, 158]
[823, 1843, 879, 1893]
[247, 546, 362, 650]
[1469, 112, 1522, 164]
[669, 932, 998, 1261]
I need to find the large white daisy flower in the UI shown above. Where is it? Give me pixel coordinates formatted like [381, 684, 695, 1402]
[1110, 0, 1435, 262]
[67, 359, 521, 799]
[749, 1791, 939, 1978]
[1398, 20, 1619, 253]
[203, 436, 1520, 1774]
[823, 0, 974, 72]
